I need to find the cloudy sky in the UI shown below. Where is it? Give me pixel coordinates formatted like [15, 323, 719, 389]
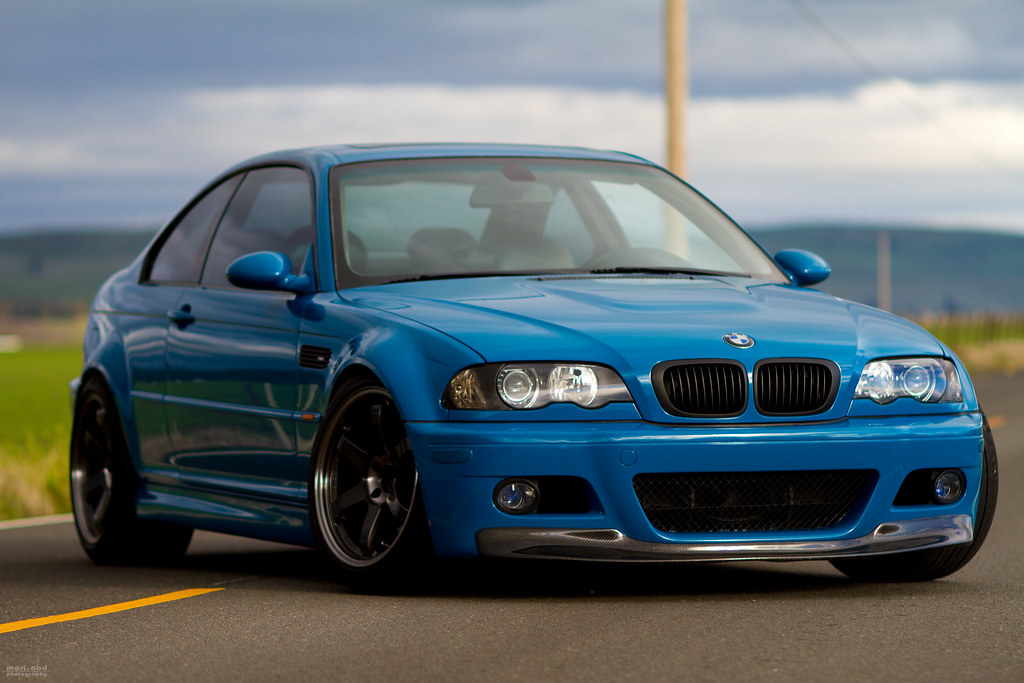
[2, 0, 1023, 234]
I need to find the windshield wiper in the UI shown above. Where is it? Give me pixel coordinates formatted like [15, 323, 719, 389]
[588, 266, 748, 278]
[382, 271, 541, 284]
[381, 266, 748, 285]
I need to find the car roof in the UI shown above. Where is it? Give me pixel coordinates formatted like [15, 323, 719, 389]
[227, 142, 656, 176]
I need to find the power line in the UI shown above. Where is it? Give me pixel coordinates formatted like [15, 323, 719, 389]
[785, 0, 1024, 191]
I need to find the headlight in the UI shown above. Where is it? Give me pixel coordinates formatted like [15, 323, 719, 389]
[854, 357, 963, 404]
[443, 363, 632, 410]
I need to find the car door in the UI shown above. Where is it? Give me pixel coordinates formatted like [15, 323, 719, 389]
[163, 166, 316, 501]
[128, 174, 243, 485]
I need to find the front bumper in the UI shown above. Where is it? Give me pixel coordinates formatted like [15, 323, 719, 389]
[477, 514, 973, 561]
[408, 412, 985, 560]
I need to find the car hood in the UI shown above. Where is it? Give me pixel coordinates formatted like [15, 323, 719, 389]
[345, 275, 944, 380]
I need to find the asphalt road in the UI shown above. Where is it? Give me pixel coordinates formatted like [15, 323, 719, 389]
[2, 375, 1022, 682]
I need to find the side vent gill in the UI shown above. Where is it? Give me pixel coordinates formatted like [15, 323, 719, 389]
[299, 345, 332, 370]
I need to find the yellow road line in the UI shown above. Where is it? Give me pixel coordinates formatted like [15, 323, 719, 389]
[988, 414, 1007, 429]
[0, 588, 224, 634]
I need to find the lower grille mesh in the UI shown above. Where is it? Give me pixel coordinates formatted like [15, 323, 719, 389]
[633, 470, 872, 533]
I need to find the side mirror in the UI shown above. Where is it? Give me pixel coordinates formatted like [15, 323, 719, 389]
[226, 251, 314, 295]
[773, 249, 831, 286]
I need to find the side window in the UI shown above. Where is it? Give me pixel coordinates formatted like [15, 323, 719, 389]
[148, 175, 242, 283]
[200, 167, 313, 288]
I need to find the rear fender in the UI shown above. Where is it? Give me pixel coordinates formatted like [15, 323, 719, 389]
[77, 324, 142, 471]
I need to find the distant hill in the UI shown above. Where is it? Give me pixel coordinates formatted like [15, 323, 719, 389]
[1, 224, 1022, 317]
[0, 229, 155, 316]
[750, 225, 1024, 315]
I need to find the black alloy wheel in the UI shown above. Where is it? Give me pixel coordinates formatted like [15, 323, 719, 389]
[70, 377, 192, 564]
[309, 377, 432, 588]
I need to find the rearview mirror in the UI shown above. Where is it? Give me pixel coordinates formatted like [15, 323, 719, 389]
[470, 182, 555, 207]
[226, 251, 313, 295]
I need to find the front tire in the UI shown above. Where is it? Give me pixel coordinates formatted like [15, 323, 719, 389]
[309, 377, 433, 590]
[70, 376, 193, 565]
[831, 413, 999, 582]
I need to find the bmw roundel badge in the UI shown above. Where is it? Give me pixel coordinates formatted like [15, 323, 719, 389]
[724, 333, 755, 348]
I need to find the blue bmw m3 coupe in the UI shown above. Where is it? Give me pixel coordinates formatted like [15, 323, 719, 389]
[70, 143, 997, 587]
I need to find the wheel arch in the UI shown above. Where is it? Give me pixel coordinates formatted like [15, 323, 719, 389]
[324, 362, 381, 406]
[317, 317, 483, 424]
[75, 330, 142, 471]
[323, 355, 435, 428]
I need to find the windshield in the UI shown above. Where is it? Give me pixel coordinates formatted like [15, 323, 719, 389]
[331, 157, 786, 287]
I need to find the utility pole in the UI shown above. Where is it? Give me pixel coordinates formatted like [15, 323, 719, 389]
[665, 0, 688, 177]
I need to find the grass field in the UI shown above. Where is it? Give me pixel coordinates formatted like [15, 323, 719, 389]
[0, 345, 81, 519]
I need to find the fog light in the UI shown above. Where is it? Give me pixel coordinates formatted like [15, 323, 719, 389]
[494, 479, 539, 514]
[932, 469, 965, 505]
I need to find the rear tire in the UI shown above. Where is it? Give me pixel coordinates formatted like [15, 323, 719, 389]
[309, 376, 434, 592]
[831, 413, 998, 582]
[70, 376, 193, 565]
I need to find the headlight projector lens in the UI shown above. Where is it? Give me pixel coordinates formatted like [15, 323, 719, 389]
[497, 367, 540, 409]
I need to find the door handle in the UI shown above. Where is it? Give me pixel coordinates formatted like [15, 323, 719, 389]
[168, 304, 195, 328]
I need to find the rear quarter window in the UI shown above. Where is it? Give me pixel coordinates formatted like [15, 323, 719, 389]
[147, 175, 242, 283]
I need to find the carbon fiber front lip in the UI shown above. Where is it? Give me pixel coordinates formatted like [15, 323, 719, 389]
[476, 515, 973, 562]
